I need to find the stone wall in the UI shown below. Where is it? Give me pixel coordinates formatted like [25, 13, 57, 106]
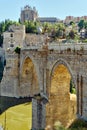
[0, 47, 5, 64]
[0, 53, 20, 97]
[1, 31, 87, 129]
[32, 98, 46, 129]
[46, 47, 87, 127]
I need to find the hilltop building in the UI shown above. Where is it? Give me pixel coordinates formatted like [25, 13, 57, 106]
[20, 5, 87, 25]
[20, 5, 60, 23]
[64, 16, 87, 24]
[20, 5, 38, 23]
[37, 17, 59, 23]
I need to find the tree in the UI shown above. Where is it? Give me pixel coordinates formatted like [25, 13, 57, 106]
[69, 30, 75, 39]
[0, 19, 20, 46]
[78, 20, 85, 31]
[53, 23, 66, 39]
[24, 21, 38, 33]
[42, 22, 52, 33]
[84, 21, 87, 29]
[56, 29, 63, 38]
[69, 21, 75, 25]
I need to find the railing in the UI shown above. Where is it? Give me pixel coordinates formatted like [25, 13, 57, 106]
[22, 42, 87, 51]
[22, 42, 43, 50]
[48, 42, 87, 51]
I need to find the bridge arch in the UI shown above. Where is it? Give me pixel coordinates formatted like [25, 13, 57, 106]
[20, 56, 40, 97]
[46, 58, 77, 128]
[50, 58, 76, 88]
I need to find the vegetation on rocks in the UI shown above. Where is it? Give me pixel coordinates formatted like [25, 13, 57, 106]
[1, 19, 87, 46]
[14, 46, 21, 54]
[70, 80, 76, 94]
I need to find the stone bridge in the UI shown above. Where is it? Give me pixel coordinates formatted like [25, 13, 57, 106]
[1, 32, 87, 129]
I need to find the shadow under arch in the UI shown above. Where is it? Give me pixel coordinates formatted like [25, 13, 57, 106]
[50, 58, 76, 88]
[46, 58, 77, 128]
[20, 56, 40, 97]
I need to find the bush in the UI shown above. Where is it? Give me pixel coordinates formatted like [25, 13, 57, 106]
[70, 80, 76, 94]
[69, 119, 87, 129]
[14, 46, 21, 54]
[82, 39, 87, 43]
[53, 121, 66, 130]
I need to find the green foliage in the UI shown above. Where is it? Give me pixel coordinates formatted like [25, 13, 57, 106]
[1, 18, 87, 44]
[78, 20, 85, 31]
[68, 30, 75, 39]
[24, 21, 38, 33]
[56, 29, 63, 38]
[70, 80, 76, 94]
[14, 46, 21, 54]
[42, 22, 66, 38]
[51, 119, 87, 130]
[84, 21, 87, 29]
[54, 121, 66, 130]
[54, 23, 66, 39]
[69, 21, 75, 25]
[0, 19, 20, 45]
[0, 19, 20, 33]
[82, 39, 87, 43]
[69, 119, 87, 129]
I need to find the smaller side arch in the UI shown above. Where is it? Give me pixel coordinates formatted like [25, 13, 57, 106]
[19, 56, 40, 97]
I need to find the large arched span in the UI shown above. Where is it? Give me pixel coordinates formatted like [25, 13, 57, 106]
[20, 57, 39, 97]
[46, 62, 77, 128]
[50, 58, 76, 88]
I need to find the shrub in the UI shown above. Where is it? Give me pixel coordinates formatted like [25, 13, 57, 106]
[70, 80, 76, 94]
[53, 121, 66, 130]
[14, 46, 21, 54]
[69, 119, 87, 129]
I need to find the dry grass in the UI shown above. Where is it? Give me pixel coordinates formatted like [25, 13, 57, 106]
[0, 102, 32, 130]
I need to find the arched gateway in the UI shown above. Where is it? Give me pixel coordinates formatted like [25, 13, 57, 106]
[1, 31, 87, 129]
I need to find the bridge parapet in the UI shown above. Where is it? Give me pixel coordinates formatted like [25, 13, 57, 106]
[48, 42, 87, 51]
[22, 43, 42, 50]
[22, 41, 87, 52]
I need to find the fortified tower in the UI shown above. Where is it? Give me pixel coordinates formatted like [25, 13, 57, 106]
[3, 24, 25, 51]
[1, 24, 25, 97]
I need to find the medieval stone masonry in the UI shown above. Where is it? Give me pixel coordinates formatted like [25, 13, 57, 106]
[1, 24, 87, 129]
